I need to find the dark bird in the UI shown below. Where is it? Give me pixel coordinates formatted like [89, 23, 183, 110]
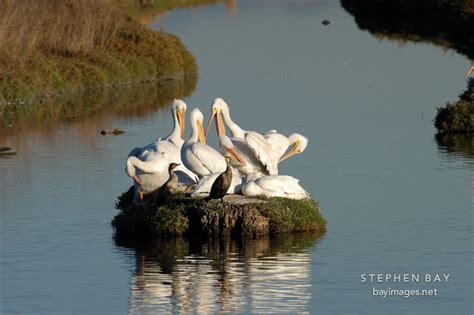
[206, 156, 233, 202]
[154, 162, 180, 204]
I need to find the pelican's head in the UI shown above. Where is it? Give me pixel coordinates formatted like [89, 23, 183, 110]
[189, 108, 206, 144]
[279, 133, 309, 162]
[125, 156, 142, 186]
[219, 135, 246, 165]
[205, 97, 228, 139]
[172, 99, 187, 140]
[125, 156, 136, 177]
[212, 97, 229, 113]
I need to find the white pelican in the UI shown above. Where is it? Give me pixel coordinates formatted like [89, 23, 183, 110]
[242, 172, 310, 200]
[126, 152, 195, 202]
[206, 98, 309, 174]
[205, 97, 246, 139]
[204, 98, 278, 175]
[270, 132, 309, 162]
[219, 134, 275, 176]
[125, 151, 170, 200]
[181, 108, 246, 178]
[128, 99, 186, 159]
[243, 131, 309, 172]
[127, 99, 197, 185]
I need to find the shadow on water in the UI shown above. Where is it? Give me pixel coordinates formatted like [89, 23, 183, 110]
[0, 75, 197, 134]
[115, 232, 323, 314]
[340, 0, 474, 60]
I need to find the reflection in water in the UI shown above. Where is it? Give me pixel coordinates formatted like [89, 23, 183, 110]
[116, 233, 321, 314]
[340, 0, 474, 60]
[225, 0, 238, 15]
[0, 76, 197, 133]
[435, 133, 474, 159]
[0, 78, 196, 178]
[130, 0, 238, 25]
[435, 132, 474, 197]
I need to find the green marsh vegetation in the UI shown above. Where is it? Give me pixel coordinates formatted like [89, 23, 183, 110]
[0, 0, 221, 107]
[112, 187, 326, 237]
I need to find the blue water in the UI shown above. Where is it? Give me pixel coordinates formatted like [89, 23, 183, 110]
[1, 1, 472, 314]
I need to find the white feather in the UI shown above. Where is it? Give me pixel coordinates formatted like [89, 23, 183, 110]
[242, 174, 310, 200]
[182, 108, 227, 178]
[244, 131, 278, 175]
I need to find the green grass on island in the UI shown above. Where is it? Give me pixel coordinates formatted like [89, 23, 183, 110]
[0, 0, 222, 106]
[112, 187, 327, 237]
[435, 79, 474, 133]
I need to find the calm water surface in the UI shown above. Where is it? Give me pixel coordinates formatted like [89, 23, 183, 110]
[1, 1, 472, 314]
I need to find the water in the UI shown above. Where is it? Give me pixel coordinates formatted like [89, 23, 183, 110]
[1, 1, 472, 314]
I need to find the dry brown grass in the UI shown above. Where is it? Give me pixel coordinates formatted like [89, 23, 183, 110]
[0, 0, 215, 104]
[0, 0, 124, 56]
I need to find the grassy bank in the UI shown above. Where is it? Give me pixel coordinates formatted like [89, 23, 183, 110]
[435, 79, 474, 133]
[0, 0, 220, 106]
[112, 187, 326, 237]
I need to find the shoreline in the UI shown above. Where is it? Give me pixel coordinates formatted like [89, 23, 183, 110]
[0, 76, 197, 132]
[0, 1, 223, 108]
[0, 71, 196, 108]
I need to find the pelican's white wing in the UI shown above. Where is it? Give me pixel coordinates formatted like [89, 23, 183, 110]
[153, 139, 178, 155]
[256, 175, 309, 198]
[134, 151, 169, 174]
[244, 132, 278, 175]
[264, 132, 290, 160]
[183, 143, 226, 177]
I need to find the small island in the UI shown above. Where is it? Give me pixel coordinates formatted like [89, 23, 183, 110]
[112, 187, 326, 237]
